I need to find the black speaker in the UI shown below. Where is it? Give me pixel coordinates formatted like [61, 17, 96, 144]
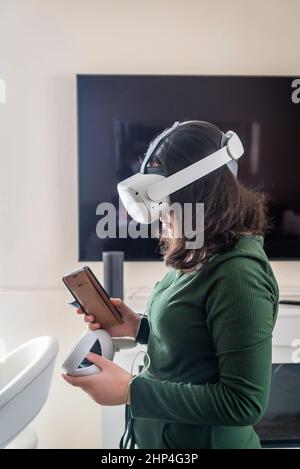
[102, 251, 124, 300]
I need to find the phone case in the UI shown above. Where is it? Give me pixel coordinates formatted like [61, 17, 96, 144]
[63, 266, 123, 329]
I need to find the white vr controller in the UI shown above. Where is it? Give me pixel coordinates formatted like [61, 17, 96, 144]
[62, 330, 136, 376]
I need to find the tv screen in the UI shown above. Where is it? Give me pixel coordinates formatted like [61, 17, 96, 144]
[77, 74, 300, 261]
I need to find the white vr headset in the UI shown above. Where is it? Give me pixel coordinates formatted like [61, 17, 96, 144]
[117, 120, 244, 224]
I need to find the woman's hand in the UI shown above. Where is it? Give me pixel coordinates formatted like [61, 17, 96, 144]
[62, 352, 132, 405]
[77, 298, 141, 338]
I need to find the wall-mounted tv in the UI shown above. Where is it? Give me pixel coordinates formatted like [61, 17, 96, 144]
[77, 74, 300, 261]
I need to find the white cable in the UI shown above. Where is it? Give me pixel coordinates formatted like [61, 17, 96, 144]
[130, 350, 151, 378]
[130, 309, 151, 383]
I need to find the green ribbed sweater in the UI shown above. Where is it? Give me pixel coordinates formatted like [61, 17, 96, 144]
[129, 235, 279, 449]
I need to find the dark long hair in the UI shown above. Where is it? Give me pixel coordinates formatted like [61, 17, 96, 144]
[149, 121, 271, 271]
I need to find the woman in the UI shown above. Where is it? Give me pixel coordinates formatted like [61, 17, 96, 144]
[63, 121, 279, 449]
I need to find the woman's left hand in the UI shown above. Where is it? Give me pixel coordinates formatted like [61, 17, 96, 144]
[62, 353, 132, 406]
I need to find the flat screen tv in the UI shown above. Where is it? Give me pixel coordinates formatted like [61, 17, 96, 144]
[77, 74, 300, 261]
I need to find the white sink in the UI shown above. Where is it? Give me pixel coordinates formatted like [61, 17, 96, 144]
[5, 428, 38, 449]
[0, 336, 59, 448]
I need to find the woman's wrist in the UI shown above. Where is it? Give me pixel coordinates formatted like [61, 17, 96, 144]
[125, 382, 131, 405]
[124, 374, 135, 405]
[131, 314, 142, 338]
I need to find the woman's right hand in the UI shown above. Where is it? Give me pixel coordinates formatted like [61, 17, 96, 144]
[77, 298, 141, 338]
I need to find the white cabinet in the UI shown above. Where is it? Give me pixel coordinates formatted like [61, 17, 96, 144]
[272, 303, 300, 364]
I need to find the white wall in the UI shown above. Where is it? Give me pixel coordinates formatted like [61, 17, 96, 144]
[0, 0, 300, 448]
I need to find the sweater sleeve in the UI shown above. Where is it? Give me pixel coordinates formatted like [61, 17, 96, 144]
[130, 257, 278, 426]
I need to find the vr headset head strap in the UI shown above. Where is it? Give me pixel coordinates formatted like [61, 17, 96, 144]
[140, 120, 203, 175]
[139, 121, 242, 201]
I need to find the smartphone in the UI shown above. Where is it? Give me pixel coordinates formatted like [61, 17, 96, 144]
[63, 266, 123, 329]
